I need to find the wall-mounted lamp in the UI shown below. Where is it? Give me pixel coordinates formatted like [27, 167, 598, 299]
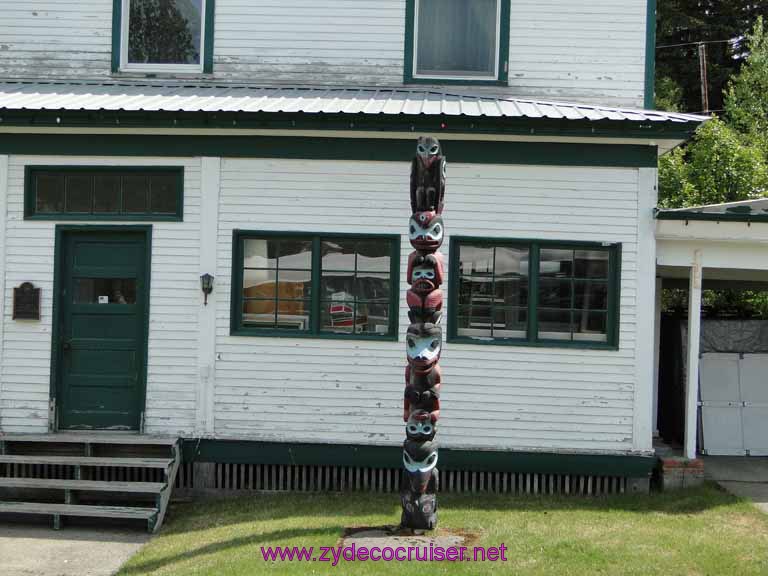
[200, 273, 215, 306]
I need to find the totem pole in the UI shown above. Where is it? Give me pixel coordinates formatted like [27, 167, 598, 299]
[400, 136, 445, 531]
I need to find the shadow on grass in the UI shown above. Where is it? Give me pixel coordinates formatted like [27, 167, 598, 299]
[120, 526, 340, 575]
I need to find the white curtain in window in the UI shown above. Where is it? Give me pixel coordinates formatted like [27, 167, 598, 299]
[416, 0, 498, 77]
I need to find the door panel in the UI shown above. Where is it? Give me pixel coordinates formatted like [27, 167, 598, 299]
[56, 231, 148, 430]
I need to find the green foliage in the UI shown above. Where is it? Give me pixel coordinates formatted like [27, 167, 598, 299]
[128, 0, 198, 65]
[725, 17, 768, 151]
[658, 116, 768, 208]
[656, 1, 768, 113]
[662, 288, 768, 318]
[655, 76, 684, 112]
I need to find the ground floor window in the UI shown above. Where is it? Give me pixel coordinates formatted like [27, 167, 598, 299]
[449, 237, 621, 348]
[231, 231, 400, 339]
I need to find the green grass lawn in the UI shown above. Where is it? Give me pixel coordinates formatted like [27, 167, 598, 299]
[118, 483, 768, 575]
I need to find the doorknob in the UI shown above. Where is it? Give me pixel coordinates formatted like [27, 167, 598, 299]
[62, 340, 72, 351]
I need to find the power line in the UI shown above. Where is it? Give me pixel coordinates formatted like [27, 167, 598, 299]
[657, 39, 737, 50]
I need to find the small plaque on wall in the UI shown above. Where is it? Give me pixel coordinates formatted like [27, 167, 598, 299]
[13, 282, 41, 320]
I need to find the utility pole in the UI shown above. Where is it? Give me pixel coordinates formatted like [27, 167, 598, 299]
[698, 42, 710, 114]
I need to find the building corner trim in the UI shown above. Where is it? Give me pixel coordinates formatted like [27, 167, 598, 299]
[644, 0, 657, 109]
[0, 155, 7, 431]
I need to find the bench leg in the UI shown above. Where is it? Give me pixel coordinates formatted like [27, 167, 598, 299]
[53, 514, 62, 530]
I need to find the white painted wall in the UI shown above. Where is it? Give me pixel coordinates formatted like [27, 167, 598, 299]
[0, 0, 647, 108]
[507, 0, 647, 107]
[0, 153, 655, 454]
[214, 159, 647, 454]
[0, 156, 201, 435]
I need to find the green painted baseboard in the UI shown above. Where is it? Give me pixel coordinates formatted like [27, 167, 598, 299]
[181, 439, 656, 478]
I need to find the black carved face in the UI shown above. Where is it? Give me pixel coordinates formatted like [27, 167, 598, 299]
[406, 324, 442, 374]
[416, 136, 441, 164]
[400, 492, 438, 531]
[405, 410, 437, 441]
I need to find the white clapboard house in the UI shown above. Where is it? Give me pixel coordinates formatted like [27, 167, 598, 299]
[0, 0, 726, 528]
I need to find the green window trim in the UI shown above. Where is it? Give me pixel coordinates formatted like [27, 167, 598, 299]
[230, 230, 401, 341]
[644, 0, 657, 109]
[404, 0, 511, 86]
[111, 0, 216, 74]
[448, 237, 622, 350]
[24, 166, 184, 221]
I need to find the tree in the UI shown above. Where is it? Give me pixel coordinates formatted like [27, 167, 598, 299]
[655, 76, 684, 111]
[659, 18, 768, 208]
[658, 116, 768, 208]
[128, 0, 198, 65]
[724, 17, 768, 151]
[656, 1, 768, 113]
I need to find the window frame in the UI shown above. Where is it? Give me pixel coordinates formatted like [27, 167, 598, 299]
[404, 0, 510, 85]
[24, 166, 184, 221]
[448, 236, 622, 350]
[230, 230, 401, 341]
[112, 0, 215, 74]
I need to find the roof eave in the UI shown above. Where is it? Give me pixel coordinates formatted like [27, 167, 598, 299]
[0, 108, 704, 142]
[655, 210, 768, 224]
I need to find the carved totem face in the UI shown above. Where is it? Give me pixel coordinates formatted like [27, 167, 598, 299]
[406, 324, 442, 374]
[400, 492, 438, 531]
[409, 211, 444, 251]
[416, 136, 441, 169]
[407, 252, 444, 294]
[406, 410, 438, 442]
[403, 439, 439, 494]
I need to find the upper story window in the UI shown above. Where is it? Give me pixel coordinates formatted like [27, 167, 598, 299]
[405, 0, 510, 85]
[449, 238, 621, 349]
[25, 167, 184, 221]
[114, 0, 215, 74]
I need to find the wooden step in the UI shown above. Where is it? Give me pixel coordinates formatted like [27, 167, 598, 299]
[0, 477, 166, 493]
[0, 434, 179, 446]
[0, 455, 172, 468]
[0, 501, 157, 520]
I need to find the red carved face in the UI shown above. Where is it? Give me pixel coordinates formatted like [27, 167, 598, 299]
[409, 212, 444, 251]
[407, 252, 444, 294]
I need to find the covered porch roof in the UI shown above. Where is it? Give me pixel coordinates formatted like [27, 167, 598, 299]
[656, 198, 768, 287]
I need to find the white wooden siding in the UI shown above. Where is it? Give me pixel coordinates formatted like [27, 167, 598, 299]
[213, 0, 406, 86]
[0, 0, 646, 108]
[0, 156, 201, 435]
[215, 159, 642, 453]
[507, 0, 647, 107]
[0, 1, 113, 79]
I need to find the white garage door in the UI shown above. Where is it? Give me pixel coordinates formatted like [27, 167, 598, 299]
[700, 353, 768, 456]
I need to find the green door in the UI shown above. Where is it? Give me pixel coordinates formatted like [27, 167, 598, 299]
[55, 230, 149, 430]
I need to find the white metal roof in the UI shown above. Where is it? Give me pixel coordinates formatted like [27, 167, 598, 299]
[0, 81, 707, 124]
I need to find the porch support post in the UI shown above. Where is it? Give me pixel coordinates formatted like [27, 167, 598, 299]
[685, 249, 703, 459]
[0, 155, 7, 431]
[634, 167, 657, 453]
[197, 157, 221, 437]
[652, 276, 663, 436]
